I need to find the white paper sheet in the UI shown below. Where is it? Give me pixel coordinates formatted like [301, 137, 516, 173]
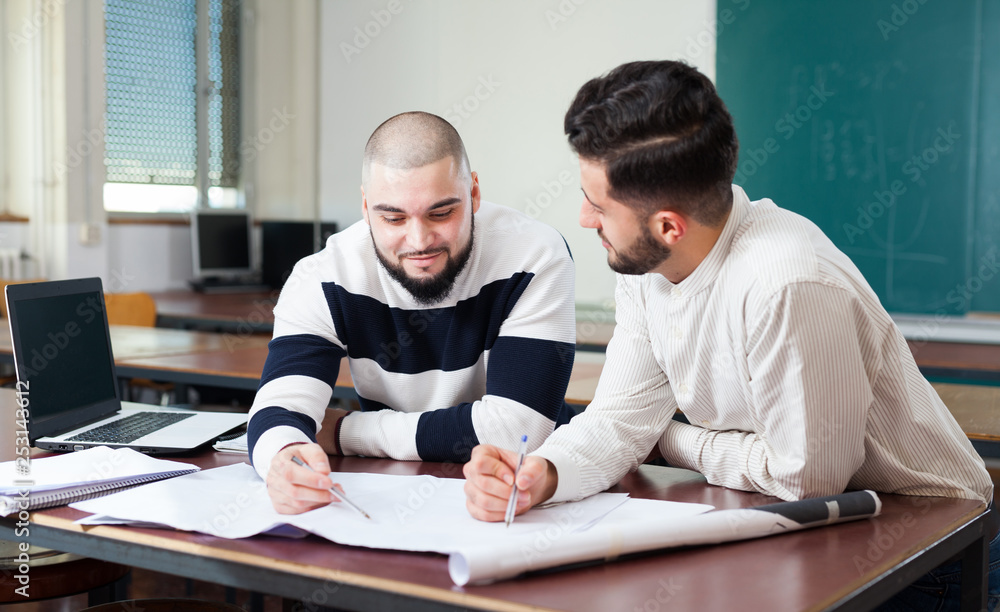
[213, 432, 248, 454]
[72, 463, 723, 584]
[73, 463, 680, 555]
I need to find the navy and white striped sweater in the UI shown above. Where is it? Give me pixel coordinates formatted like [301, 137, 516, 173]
[248, 201, 576, 477]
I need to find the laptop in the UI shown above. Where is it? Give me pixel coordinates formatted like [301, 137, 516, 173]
[4, 277, 248, 454]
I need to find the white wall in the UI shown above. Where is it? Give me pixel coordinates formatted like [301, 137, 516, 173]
[319, 0, 717, 306]
[106, 224, 193, 292]
[3, 1, 719, 295]
[246, 0, 320, 221]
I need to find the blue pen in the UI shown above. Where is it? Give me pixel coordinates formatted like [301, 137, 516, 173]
[504, 435, 529, 528]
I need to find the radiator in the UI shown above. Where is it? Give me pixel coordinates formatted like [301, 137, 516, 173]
[0, 249, 22, 280]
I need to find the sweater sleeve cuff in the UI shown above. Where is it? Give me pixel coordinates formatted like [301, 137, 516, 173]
[658, 420, 703, 472]
[251, 425, 313, 481]
[338, 411, 420, 459]
[531, 445, 583, 504]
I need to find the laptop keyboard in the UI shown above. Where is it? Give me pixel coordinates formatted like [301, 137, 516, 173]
[67, 412, 196, 444]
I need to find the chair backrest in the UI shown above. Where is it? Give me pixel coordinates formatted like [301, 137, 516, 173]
[104, 292, 158, 327]
[0, 279, 47, 319]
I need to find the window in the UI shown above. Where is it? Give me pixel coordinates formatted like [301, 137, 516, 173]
[103, 0, 241, 213]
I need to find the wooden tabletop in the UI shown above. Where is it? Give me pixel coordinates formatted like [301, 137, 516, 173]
[908, 340, 1000, 376]
[110, 325, 269, 360]
[0, 322, 267, 361]
[149, 290, 278, 323]
[932, 383, 1000, 442]
[8, 444, 988, 612]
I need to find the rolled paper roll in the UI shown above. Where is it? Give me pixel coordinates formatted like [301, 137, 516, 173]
[450, 490, 881, 586]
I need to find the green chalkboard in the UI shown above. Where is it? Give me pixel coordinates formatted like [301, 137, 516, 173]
[717, 0, 1000, 314]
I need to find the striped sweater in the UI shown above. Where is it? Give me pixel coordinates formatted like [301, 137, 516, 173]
[248, 201, 576, 478]
[536, 185, 993, 505]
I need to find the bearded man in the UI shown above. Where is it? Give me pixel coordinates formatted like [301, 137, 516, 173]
[249, 111, 576, 514]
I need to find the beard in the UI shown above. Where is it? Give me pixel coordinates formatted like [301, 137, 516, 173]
[373, 214, 475, 305]
[602, 224, 671, 275]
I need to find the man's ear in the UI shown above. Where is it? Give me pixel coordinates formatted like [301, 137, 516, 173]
[470, 171, 481, 214]
[361, 186, 370, 225]
[649, 210, 687, 246]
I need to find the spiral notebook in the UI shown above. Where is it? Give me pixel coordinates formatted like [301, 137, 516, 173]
[0, 446, 198, 516]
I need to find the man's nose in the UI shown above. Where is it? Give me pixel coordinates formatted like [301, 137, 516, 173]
[579, 200, 600, 229]
[407, 219, 435, 252]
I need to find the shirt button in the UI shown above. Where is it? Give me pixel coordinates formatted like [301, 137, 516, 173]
[671, 326, 682, 339]
[673, 287, 683, 298]
[701, 420, 711, 427]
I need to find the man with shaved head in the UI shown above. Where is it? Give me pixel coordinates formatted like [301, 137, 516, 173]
[248, 112, 577, 514]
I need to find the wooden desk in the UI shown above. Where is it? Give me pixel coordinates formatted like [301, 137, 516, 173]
[909, 340, 1000, 384]
[0, 323, 269, 364]
[0, 443, 990, 611]
[574, 320, 615, 352]
[116, 344, 350, 396]
[565, 351, 604, 405]
[149, 290, 278, 333]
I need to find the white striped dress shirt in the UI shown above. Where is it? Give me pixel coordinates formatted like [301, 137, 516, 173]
[535, 185, 993, 504]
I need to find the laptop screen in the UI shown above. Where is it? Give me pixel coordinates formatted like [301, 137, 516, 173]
[6, 280, 120, 441]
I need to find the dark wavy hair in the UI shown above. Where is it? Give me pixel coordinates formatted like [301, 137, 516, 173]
[565, 61, 739, 226]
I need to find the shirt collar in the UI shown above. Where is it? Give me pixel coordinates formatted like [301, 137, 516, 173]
[669, 184, 750, 295]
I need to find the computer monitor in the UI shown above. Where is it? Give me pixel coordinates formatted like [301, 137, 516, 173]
[319, 221, 339, 248]
[261, 220, 338, 289]
[191, 209, 254, 280]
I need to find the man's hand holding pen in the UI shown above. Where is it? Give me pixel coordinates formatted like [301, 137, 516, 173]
[463, 444, 559, 522]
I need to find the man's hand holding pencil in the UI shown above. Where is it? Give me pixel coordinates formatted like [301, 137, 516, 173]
[266, 442, 368, 516]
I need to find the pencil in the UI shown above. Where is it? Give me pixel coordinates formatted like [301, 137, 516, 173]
[290, 455, 372, 520]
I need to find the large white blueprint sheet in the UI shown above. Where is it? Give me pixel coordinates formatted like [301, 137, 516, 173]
[72, 463, 715, 582]
[71, 463, 879, 586]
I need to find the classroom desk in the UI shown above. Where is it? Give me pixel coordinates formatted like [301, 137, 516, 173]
[0, 437, 991, 611]
[116, 344, 357, 397]
[149, 290, 278, 334]
[0, 323, 269, 365]
[908, 340, 1000, 384]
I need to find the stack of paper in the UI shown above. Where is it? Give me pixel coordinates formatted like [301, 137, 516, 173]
[212, 432, 248, 454]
